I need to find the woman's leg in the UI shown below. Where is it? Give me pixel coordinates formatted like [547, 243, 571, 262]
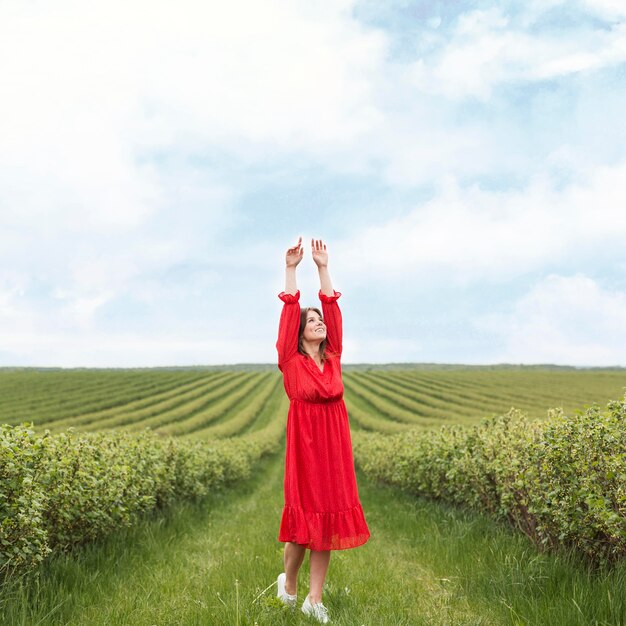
[308, 549, 331, 603]
[284, 542, 306, 595]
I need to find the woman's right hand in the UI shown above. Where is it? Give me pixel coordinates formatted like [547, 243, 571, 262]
[286, 236, 304, 267]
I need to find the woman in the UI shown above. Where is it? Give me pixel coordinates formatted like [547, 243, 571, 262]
[275, 237, 370, 623]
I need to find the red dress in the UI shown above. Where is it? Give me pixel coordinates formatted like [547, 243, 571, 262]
[276, 289, 370, 551]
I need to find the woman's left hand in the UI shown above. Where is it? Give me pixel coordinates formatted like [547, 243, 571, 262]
[312, 239, 328, 268]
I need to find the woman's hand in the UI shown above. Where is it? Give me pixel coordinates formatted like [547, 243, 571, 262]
[286, 237, 304, 268]
[312, 238, 328, 268]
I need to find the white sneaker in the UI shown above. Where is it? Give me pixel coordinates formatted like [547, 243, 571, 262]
[276, 572, 297, 607]
[301, 595, 330, 623]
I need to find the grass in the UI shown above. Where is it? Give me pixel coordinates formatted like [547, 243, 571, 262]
[3, 452, 626, 625]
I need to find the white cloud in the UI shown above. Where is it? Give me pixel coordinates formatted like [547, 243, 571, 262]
[342, 336, 423, 363]
[0, 274, 27, 321]
[0, 0, 625, 367]
[0, 0, 389, 339]
[0, 328, 272, 367]
[1, 0, 621, 211]
[0, 0, 387, 227]
[336, 159, 626, 284]
[475, 275, 626, 366]
[578, 0, 626, 20]
[0, 0, 390, 356]
[410, 7, 626, 100]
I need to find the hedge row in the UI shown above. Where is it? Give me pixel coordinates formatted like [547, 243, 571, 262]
[353, 396, 626, 563]
[1, 424, 280, 574]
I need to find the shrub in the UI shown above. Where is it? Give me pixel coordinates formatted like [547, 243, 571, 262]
[0, 425, 280, 575]
[354, 397, 626, 564]
[0, 424, 50, 572]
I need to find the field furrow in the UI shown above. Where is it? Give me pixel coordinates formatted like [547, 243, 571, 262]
[348, 372, 470, 420]
[188, 374, 283, 439]
[344, 388, 413, 434]
[47, 371, 236, 432]
[155, 372, 273, 437]
[1, 371, 209, 425]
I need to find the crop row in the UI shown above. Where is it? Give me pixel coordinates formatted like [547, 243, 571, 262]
[0, 409, 285, 575]
[383, 368, 626, 417]
[49, 371, 244, 433]
[353, 396, 626, 564]
[2, 367, 624, 443]
[189, 376, 285, 439]
[344, 368, 626, 429]
[44, 371, 230, 428]
[155, 372, 274, 437]
[363, 371, 513, 416]
[2, 366, 625, 576]
[0, 369, 212, 425]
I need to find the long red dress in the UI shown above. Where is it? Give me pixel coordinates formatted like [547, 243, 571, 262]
[276, 289, 370, 551]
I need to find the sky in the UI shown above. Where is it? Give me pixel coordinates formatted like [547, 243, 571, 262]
[1, 0, 626, 367]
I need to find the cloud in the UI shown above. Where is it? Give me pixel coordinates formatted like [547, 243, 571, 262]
[0, 273, 27, 322]
[578, 0, 626, 20]
[2, 0, 623, 210]
[409, 6, 626, 100]
[342, 336, 423, 364]
[336, 159, 626, 284]
[474, 274, 626, 366]
[0, 0, 393, 355]
[0, 328, 272, 367]
[0, 0, 388, 222]
[0, 0, 389, 326]
[1, 0, 625, 367]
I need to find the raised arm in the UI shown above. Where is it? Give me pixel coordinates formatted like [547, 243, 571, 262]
[284, 236, 303, 295]
[312, 238, 333, 296]
[277, 237, 304, 368]
[312, 238, 342, 356]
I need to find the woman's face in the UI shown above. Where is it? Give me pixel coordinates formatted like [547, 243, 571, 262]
[302, 309, 326, 343]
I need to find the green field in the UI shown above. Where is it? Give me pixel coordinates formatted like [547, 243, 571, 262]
[2, 365, 626, 625]
[1, 365, 624, 436]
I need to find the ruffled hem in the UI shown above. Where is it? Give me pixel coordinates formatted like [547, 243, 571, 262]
[278, 503, 370, 551]
[318, 289, 341, 303]
[278, 290, 301, 303]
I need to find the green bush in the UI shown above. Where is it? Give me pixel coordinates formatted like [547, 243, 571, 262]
[0, 425, 50, 572]
[520, 401, 626, 561]
[354, 397, 626, 563]
[0, 425, 280, 574]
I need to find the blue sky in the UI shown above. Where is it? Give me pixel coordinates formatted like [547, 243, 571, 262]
[1, 0, 625, 367]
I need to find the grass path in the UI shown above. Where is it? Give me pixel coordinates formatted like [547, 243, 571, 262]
[4, 452, 626, 625]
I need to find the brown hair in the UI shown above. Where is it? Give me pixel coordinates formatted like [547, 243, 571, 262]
[298, 307, 330, 362]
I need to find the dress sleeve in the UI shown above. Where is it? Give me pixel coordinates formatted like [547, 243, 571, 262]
[319, 290, 342, 357]
[276, 290, 301, 368]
